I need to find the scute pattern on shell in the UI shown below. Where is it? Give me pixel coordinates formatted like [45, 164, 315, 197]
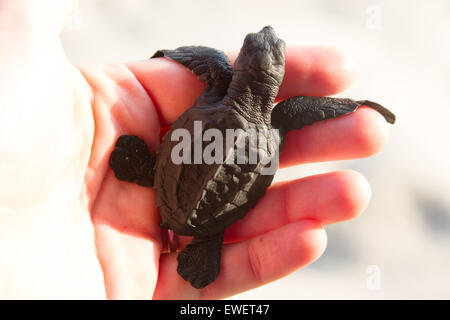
[155, 103, 277, 237]
[109, 26, 395, 289]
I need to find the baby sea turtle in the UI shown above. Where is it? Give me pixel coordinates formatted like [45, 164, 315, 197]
[109, 26, 395, 288]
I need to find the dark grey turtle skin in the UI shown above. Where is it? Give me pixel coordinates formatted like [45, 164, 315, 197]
[109, 26, 395, 289]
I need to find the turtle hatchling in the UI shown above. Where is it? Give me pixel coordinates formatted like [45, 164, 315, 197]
[109, 26, 395, 289]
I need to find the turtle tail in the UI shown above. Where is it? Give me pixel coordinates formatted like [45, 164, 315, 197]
[177, 233, 224, 289]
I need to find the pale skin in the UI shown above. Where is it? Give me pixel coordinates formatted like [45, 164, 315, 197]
[0, 1, 389, 299]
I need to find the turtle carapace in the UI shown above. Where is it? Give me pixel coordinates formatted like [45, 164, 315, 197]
[109, 26, 395, 289]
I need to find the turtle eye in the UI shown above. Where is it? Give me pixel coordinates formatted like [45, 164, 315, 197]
[247, 38, 260, 50]
[250, 51, 272, 69]
[243, 34, 261, 54]
[270, 39, 286, 65]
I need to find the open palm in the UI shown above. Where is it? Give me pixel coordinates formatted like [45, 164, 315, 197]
[0, 7, 389, 299]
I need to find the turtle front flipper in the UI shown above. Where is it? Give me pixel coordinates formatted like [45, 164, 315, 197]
[109, 135, 155, 187]
[151, 46, 232, 104]
[177, 232, 224, 289]
[271, 96, 396, 140]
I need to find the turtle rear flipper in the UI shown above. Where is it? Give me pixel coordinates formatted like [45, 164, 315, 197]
[109, 135, 155, 187]
[271, 96, 396, 139]
[177, 233, 224, 289]
[151, 46, 232, 104]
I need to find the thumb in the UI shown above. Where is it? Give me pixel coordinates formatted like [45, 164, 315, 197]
[0, 0, 76, 35]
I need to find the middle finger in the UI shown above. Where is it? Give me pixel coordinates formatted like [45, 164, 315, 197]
[224, 169, 371, 243]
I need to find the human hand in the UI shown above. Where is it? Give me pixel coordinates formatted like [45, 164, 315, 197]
[0, 1, 389, 299]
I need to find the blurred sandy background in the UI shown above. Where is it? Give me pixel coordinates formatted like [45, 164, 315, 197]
[61, 0, 450, 299]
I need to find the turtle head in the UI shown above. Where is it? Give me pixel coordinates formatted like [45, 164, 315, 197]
[234, 26, 286, 86]
[226, 26, 286, 124]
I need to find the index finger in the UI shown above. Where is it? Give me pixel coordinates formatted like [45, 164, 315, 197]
[126, 46, 357, 125]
